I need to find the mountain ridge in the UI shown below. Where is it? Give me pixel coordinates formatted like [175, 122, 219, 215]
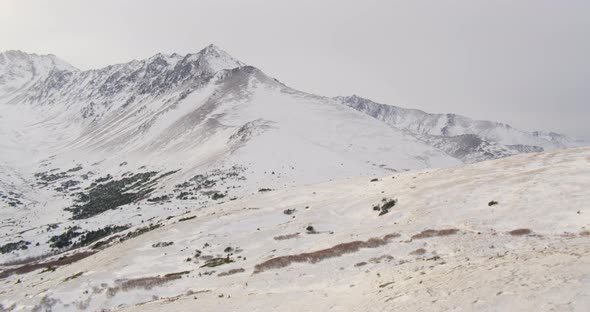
[334, 94, 583, 162]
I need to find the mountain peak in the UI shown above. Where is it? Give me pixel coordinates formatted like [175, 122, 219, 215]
[0, 50, 77, 72]
[0, 50, 78, 100]
[190, 44, 246, 74]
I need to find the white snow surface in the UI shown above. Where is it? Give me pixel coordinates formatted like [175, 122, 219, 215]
[0, 146, 588, 311]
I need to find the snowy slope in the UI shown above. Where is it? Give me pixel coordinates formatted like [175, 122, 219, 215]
[0, 146, 588, 311]
[334, 95, 584, 162]
[0, 45, 459, 266]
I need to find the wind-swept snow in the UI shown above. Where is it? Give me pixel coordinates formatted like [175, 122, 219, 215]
[0, 147, 588, 311]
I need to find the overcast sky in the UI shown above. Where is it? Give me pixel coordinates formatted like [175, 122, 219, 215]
[1, 0, 588, 139]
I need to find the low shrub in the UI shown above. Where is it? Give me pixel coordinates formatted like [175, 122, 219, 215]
[106, 271, 188, 298]
[508, 228, 532, 236]
[178, 215, 196, 222]
[411, 229, 459, 240]
[253, 233, 400, 273]
[218, 268, 245, 277]
[373, 198, 397, 216]
[274, 233, 300, 241]
[0, 251, 95, 279]
[0, 241, 31, 254]
[283, 208, 296, 215]
[409, 248, 427, 256]
[200, 257, 234, 268]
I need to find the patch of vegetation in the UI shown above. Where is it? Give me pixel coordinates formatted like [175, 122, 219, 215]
[106, 271, 188, 298]
[67, 171, 176, 219]
[147, 194, 171, 203]
[411, 229, 459, 240]
[93, 223, 160, 250]
[0, 251, 95, 279]
[78, 225, 129, 247]
[176, 191, 192, 200]
[211, 192, 226, 200]
[34, 170, 69, 187]
[48, 227, 83, 249]
[64, 272, 83, 282]
[488, 200, 499, 206]
[372, 198, 397, 216]
[93, 174, 113, 184]
[152, 242, 174, 248]
[55, 180, 81, 192]
[258, 188, 272, 192]
[409, 248, 427, 256]
[218, 268, 245, 277]
[121, 223, 162, 241]
[508, 228, 532, 236]
[274, 233, 300, 240]
[178, 215, 196, 222]
[254, 233, 400, 273]
[283, 208, 296, 215]
[0, 240, 31, 254]
[67, 165, 83, 173]
[200, 257, 234, 268]
[172, 166, 245, 201]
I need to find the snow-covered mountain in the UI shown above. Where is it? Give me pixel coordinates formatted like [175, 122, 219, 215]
[0, 45, 460, 266]
[0, 44, 584, 272]
[0, 50, 77, 101]
[334, 95, 583, 163]
[0, 44, 588, 311]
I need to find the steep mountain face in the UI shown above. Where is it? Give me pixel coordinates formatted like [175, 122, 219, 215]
[0, 50, 77, 101]
[0, 46, 459, 264]
[334, 95, 582, 162]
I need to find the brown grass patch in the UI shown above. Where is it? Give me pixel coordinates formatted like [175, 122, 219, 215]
[411, 229, 459, 240]
[409, 248, 426, 256]
[580, 231, 590, 237]
[508, 228, 532, 236]
[106, 271, 189, 298]
[218, 268, 245, 277]
[0, 251, 95, 279]
[253, 233, 400, 273]
[273, 233, 300, 241]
